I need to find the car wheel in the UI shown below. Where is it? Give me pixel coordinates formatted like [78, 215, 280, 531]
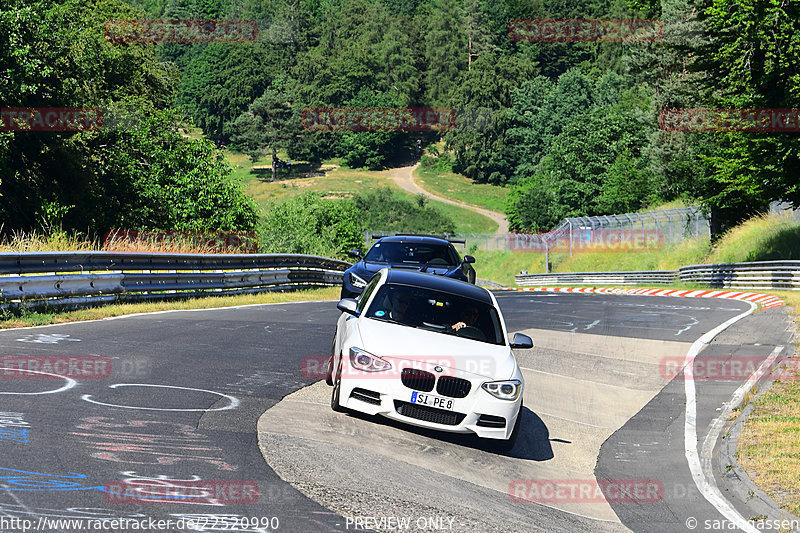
[325, 355, 334, 386]
[489, 402, 522, 453]
[330, 358, 346, 412]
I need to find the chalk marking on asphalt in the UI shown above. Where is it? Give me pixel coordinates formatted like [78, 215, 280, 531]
[519, 367, 655, 392]
[0, 367, 77, 395]
[584, 320, 600, 330]
[683, 300, 760, 532]
[81, 384, 240, 412]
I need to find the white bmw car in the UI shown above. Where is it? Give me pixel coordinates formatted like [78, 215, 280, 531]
[326, 268, 532, 450]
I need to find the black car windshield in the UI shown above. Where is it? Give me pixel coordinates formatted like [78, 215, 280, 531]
[366, 284, 505, 345]
[364, 242, 459, 266]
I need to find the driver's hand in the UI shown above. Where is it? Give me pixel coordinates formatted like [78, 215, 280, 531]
[451, 321, 466, 331]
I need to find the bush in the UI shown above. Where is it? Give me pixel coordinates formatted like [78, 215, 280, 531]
[420, 153, 453, 172]
[352, 188, 456, 234]
[258, 193, 362, 258]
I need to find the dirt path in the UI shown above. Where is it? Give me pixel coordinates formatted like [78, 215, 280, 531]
[386, 163, 509, 234]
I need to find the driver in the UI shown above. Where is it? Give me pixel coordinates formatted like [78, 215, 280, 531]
[450, 305, 479, 332]
[388, 290, 415, 324]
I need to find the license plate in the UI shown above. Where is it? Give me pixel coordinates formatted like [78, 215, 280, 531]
[410, 391, 454, 410]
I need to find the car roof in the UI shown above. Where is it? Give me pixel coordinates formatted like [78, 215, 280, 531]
[374, 235, 452, 246]
[384, 269, 491, 304]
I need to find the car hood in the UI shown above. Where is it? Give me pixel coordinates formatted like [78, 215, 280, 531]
[360, 261, 454, 276]
[354, 318, 517, 379]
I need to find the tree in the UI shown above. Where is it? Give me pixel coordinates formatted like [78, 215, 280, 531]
[338, 88, 407, 170]
[422, 0, 467, 105]
[230, 84, 301, 180]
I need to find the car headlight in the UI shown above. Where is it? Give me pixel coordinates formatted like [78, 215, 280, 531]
[481, 379, 521, 401]
[349, 272, 367, 289]
[349, 347, 392, 372]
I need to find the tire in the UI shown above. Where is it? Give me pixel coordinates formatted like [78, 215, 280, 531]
[330, 358, 346, 412]
[325, 355, 334, 386]
[325, 337, 335, 386]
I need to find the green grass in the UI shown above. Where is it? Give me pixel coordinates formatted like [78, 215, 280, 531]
[707, 212, 800, 263]
[415, 196, 498, 233]
[470, 237, 711, 285]
[468, 211, 800, 286]
[738, 288, 800, 515]
[471, 250, 547, 286]
[414, 166, 508, 213]
[226, 149, 497, 234]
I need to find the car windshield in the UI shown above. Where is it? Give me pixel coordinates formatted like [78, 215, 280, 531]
[363, 242, 459, 266]
[365, 284, 505, 346]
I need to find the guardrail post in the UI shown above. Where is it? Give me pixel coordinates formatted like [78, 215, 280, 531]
[695, 211, 700, 237]
[568, 219, 573, 257]
[545, 240, 550, 273]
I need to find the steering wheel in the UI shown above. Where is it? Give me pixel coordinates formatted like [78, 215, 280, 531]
[426, 258, 450, 266]
[456, 326, 486, 341]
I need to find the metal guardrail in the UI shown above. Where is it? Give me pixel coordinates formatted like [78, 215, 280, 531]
[0, 252, 351, 308]
[679, 261, 800, 290]
[516, 271, 679, 286]
[516, 260, 800, 290]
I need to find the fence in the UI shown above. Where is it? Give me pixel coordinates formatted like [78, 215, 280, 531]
[0, 252, 351, 309]
[367, 206, 709, 253]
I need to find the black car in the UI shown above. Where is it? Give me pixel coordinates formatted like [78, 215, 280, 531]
[340, 234, 476, 299]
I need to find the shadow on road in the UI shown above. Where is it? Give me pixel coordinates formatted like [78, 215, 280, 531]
[341, 405, 554, 461]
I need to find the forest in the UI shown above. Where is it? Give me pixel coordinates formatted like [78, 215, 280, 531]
[1, 0, 798, 239]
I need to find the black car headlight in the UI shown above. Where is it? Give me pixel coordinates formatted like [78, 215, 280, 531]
[349, 272, 368, 289]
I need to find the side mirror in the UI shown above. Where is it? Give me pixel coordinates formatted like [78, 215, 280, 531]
[510, 332, 534, 349]
[348, 249, 362, 259]
[463, 255, 476, 264]
[337, 298, 360, 317]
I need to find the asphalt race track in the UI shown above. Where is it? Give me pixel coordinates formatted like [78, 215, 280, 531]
[0, 292, 791, 533]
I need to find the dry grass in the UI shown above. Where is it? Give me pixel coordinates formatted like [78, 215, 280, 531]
[0, 229, 99, 252]
[737, 358, 800, 516]
[0, 230, 254, 254]
[736, 290, 800, 517]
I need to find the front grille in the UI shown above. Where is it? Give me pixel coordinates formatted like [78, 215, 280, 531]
[436, 376, 471, 398]
[477, 414, 506, 428]
[394, 400, 466, 426]
[350, 388, 381, 405]
[401, 368, 435, 392]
